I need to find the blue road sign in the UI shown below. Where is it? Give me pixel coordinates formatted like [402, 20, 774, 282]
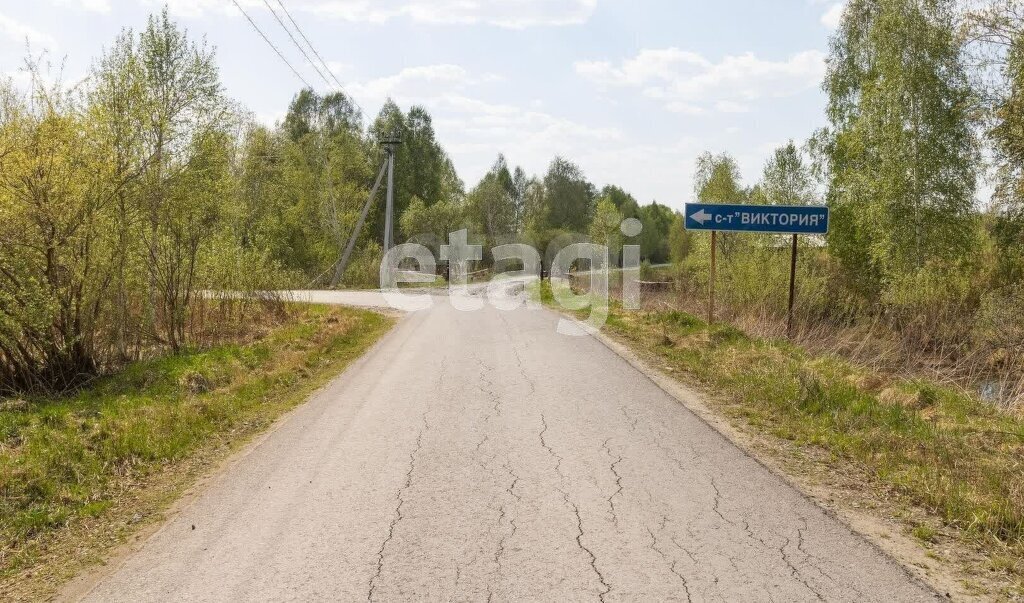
[684, 203, 829, 235]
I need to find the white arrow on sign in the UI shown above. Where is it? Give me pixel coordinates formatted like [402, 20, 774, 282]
[689, 209, 712, 225]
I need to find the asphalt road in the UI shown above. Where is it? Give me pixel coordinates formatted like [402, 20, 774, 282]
[78, 290, 937, 602]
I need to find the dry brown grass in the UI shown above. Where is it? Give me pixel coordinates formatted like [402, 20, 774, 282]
[599, 273, 1024, 414]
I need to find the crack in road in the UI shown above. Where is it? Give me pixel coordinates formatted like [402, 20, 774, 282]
[470, 349, 526, 601]
[573, 500, 612, 602]
[707, 476, 827, 601]
[601, 438, 624, 529]
[473, 354, 502, 469]
[499, 312, 538, 398]
[367, 412, 429, 602]
[646, 524, 693, 602]
[779, 535, 826, 601]
[79, 301, 940, 603]
[730, 515, 826, 602]
[539, 413, 612, 602]
[610, 405, 833, 601]
[539, 414, 564, 479]
[620, 406, 640, 433]
[504, 462, 522, 502]
[795, 517, 857, 599]
[708, 476, 729, 524]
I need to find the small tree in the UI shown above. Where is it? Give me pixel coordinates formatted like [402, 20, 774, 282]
[542, 157, 595, 232]
[761, 141, 816, 206]
[589, 197, 623, 265]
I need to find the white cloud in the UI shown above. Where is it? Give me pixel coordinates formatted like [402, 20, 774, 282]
[436, 96, 620, 144]
[163, 0, 595, 27]
[665, 101, 704, 115]
[348, 64, 500, 102]
[0, 12, 59, 51]
[437, 96, 627, 195]
[347, 64, 620, 150]
[575, 47, 826, 114]
[575, 48, 710, 87]
[304, 0, 595, 28]
[715, 100, 750, 113]
[326, 61, 349, 76]
[53, 0, 112, 13]
[821, 2, 845, 29]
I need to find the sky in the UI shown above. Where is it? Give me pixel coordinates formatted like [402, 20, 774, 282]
[0, 0, 848, 210]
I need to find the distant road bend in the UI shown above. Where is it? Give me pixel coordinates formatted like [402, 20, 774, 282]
[78, 288, 937, 602]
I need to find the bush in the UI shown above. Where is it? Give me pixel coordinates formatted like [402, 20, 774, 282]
[342, 243, 383, 289]
[974, 283, 1024, 363]
[639, 260, 656, 281]
[881, 264, 975, 348]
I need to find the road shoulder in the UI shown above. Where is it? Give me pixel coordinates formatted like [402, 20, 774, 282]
[568, 314, 966, 600]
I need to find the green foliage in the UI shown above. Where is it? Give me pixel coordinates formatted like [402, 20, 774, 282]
[588, 197, 623, 259]
[821, 0, 978, 299]
[283, 88, 361, 142]
[972, 2, 1024, 286]
[466, 156, 518, 248]
[639, 260, 656, 281]
[541, 156, 595, 232]
[637, 202, 674, 263]
[368, 101, 463, 237]
[400, 195, 465, 256]
[599, 184, 641, 219]
[342, 242, 383, 289]
[973, 282, 1024, 356]
[761, 141, 817, 206]
[668, 213, 692, 264]
[694, 151, 743, 203]
[0, 11, 387, 391]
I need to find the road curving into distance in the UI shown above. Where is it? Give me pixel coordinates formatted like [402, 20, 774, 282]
[75, 289, 938, 602]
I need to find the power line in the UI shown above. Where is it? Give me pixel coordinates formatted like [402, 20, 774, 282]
[230, 0, 313, 89]
[261, 0, 334, 90]
[273, 0, 350, 94]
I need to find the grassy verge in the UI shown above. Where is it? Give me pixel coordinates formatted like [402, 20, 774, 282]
[0, 305, 394, 600]
[542, 280, 1024, 597]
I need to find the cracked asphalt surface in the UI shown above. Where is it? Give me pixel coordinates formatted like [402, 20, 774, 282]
[80, 292, 938, 602]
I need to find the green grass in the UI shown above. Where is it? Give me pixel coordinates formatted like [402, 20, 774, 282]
[542, 281, 1024, 594]
[0, 305, 394, 596]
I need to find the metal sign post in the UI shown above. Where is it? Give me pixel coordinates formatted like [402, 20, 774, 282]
[684, 203, 829, 338]
[709, 230, 716, 323]
[787, 233, 798, 338]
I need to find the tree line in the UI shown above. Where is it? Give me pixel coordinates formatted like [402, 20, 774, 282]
[0, 9, 458, 391]
[0, 7, 674, 392]
[5, 0, 1024, 392]
[400, 153, 676, 268]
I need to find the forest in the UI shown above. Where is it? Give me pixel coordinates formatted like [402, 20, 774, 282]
[2, 0, 1024, 403]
